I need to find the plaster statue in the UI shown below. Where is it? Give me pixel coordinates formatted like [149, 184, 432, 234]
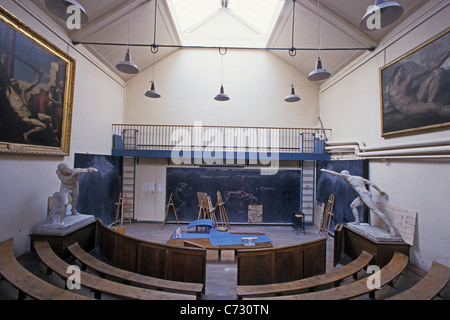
[54, 163, 98, 224]
[321, 169, 397, 237]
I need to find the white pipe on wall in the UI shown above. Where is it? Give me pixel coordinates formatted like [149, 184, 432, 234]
[325, 138, 450, 160]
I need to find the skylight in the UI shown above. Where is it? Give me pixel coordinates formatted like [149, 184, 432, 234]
[167, 0, 285, 47]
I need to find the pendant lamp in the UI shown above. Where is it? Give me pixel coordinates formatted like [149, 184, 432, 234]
[214, 48, 230, 102]
[285, 84, 301, 103]
[284, 1, 300, 103]
[308, 57, 331, 81]
[308, 0, 331, 81]
[45, 0, 89, 25]
[115, 48, 139, 74]
[145, 81, 161, 98]
[359, 0, 404, 31]
[145, 51, 161, 98]
[214, 85, 230, 101]
[116, 0, 139, 74]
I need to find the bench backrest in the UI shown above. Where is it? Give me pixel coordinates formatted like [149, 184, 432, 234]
[96, 220, 207, 288]
[0, 238, 93, 300]
[237, 250, 373, 298]
[388, 261, 450, 300]
[237, 237, 327, 285]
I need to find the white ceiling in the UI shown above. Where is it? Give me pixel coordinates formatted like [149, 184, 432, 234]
[29, 0, 430, 81]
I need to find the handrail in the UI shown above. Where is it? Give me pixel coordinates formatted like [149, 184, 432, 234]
[112, 124, 331, 155]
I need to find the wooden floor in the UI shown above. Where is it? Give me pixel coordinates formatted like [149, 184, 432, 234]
[1, 222, 449, 300]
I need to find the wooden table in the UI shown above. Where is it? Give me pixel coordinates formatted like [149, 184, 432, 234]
[168, 231, 273, 261]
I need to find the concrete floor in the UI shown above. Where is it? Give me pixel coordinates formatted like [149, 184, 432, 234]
[1, 222, 448, 300]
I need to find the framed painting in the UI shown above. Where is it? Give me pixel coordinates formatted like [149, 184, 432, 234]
[380, 28, 450, 138]
[0, 6, 75, 155]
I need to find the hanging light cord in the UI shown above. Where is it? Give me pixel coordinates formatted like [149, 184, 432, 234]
[151, 0, 158, 53]
[219, 47, 227, 85]
[127, 0, 131, 48]
[317, 0, 322, 57]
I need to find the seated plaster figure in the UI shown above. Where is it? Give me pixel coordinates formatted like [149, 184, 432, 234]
[55, 163, 98, 220]
[321, 168, 397, 237]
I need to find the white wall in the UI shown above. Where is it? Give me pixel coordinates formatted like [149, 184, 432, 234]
[0, 1, 125, 255]
[125, 48, 319, 128]
[320, 1, 450, 271]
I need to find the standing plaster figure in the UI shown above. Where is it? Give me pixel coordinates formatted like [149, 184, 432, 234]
[55, 163, 98, 219]
[321, 169, 397, 237]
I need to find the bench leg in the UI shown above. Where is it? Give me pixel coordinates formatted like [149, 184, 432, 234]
[18, 290, 26, 300]
[93, 290, 101, 300]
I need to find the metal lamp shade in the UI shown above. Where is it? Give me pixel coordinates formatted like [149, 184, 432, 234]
[145, 81, 161, 98]
[116, 49, 140, 74]
[45, 0, 89, 25]
[284, 85, 301, 102]
[308, 57, 331, 81]
[359, 0, 404, 30]
[214, 85, 230, 101]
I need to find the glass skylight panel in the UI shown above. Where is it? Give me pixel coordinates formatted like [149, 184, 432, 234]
[170, 0, 222, 32]
[227, 0, 284, 34]
[167, 0, 285, 46]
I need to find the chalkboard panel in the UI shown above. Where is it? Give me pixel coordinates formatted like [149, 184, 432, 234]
[74, 154, 123, 225]
[166, 167, 300, 224]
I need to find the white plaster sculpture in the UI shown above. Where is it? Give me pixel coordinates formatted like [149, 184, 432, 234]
[321, 169, 397, 237]
[52, 162, 98, 226]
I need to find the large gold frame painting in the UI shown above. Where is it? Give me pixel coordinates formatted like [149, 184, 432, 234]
[0, 6, 75, 155]
[380, 28, 450, 138]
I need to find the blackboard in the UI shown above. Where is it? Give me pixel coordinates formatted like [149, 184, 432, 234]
[74, 153, 123, 225]
[166, 167, 301, 224]
[316, 160, 369, 231]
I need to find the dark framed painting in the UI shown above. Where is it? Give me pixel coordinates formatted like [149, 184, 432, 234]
[380, 28, 450, 138]
[0, 6, 75, 155]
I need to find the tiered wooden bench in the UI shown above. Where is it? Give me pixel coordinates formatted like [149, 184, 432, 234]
[34, 240, 195, 300]
[0, 238, 94, 300]
[387, 261, 450, 300]
[247, 252, 409, 300]
[237, 250, 373, 299]
[68, 242, 203, 298]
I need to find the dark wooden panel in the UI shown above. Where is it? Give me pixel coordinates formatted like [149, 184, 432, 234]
[237, 250, 274, 285]
[101, 225, 118, 265]
[114, 235, 138, 272]
[274, 246, 303, 283]
[166, 246, 206, 284]
[236, 237, 327, 286]
[303, 238, 327, 278]
[137, 243, 167, 279]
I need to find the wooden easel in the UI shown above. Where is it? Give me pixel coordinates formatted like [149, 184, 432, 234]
[162, 193, 179, 229]
[114, 193, 132, 233]
[197, 192, 209, 220]
[319, 194, 334, 237]
[215, 191, 230, 231]
[206, 195, 217, 225]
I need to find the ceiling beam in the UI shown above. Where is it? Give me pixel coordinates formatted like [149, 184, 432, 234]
[70, 0, 151, 42]
[298, 0, 378, 48]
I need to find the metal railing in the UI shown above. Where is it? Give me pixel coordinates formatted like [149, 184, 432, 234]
[112, 124, 330, 154]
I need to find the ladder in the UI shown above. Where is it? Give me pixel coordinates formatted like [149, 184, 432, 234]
[300, 160, 316, 224]
[122, 157, 135, 220]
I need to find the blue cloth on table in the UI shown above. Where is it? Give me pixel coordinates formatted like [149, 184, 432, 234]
[172, 226, 272, 246]
[187, 219, 214, 229]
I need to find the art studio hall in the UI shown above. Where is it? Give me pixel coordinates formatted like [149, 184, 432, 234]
[0, 0, 449, 306]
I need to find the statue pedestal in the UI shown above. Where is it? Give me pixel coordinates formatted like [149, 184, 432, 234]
[346, 223, 404, 243]
[334, 223, 410, 268]
[32, 214, 95, 236]
[30, 214, 96, 259]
